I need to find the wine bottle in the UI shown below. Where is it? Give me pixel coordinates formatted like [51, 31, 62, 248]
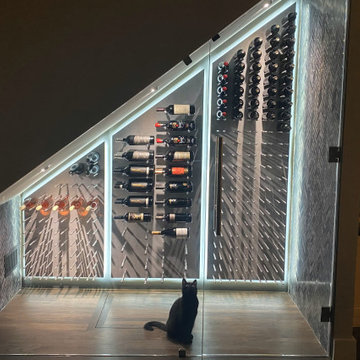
[279, 87, 293, 97]
[217, 61, 229, 73]
[156, 135, 196, 146]
[279, 111, 291, 121]
[233, 108, 243, 119]
[252, 50, 262, 59]
[155, 120, 196, 131]
[217, 74, 228, 85]
[155, 166, 192, 177]
[267, 99, 277, 109]
[156, 151, 194, 162]
[115, 196, 153, 207]
[234, 61, 245, 72]
[87, 163, 100, 177]
[233, 98, 244, 108]
[69, 197, 84, 211]
[248, 99, 259, 108]
[116, 135, 155, 145]
[69, 163, 85, 175]
[113, 165, 154, 177]
[251, 62, 262, 72]
[86, 151, 100, 164]
[114, 212, 151, 222]
[155, 198, 192, 207]
[217, 86, 228, 96]
[53, 196, 69, 212]
[279, 98, 293, 108]
[114, 150, 154, 161]
[115, 179, 153, 192]
[36, 196, 53, 211]
[234, 74, 245, 85]
[156, 213, 192, 223]
[267, 87, 278, 97]
[269, 49, 280, 60]
[248, 111, 259, 120]
[277, 122, 291, 132]
[234, 86, 244, 96]
[268, 63, 279, 73]
[151, 227, 189, 238]
[249, 86, 260, 97]
[156, 104, 195, 115]
[280, 75, 293, 85]
[266, 111, 276, 120]
[270, 36, 281, 47]
[253, 37, 263, 47]
[282, 37, 296, 48]
[250, 74, 261, 84]
[156, 181, 193, 193]
[236, 49, 246, 59]
[287, 12, 297, 22]
[20, 198, 37, 211]
[216, 110, 227, 120]
[270, 24, 280, 35]
[268, 75, 279, 84]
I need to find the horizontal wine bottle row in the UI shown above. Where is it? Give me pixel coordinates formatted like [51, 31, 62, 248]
[114, 197, 192, 208]
[113, 166, 192, 177]
[113, 212, 192, 222]
[114, 180, 192, 193]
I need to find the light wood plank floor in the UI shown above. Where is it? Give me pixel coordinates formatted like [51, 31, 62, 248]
[0, 288, 328, 359]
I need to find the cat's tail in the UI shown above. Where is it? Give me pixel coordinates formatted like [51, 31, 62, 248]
[144, 321, 167, 331]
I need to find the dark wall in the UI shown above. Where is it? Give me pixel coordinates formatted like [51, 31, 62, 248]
[0, 0, 259, 193]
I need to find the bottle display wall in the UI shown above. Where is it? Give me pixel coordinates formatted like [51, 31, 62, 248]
[111, 72, 203, 280]
[208, 7, 296, 281]
[20, 5, 297, 285]
[22, 144, 105, 279]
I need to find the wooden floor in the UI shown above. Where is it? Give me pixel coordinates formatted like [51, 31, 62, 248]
[0, 288, 328, 359]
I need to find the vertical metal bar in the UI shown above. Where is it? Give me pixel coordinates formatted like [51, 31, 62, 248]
[215, 136, 223, 236]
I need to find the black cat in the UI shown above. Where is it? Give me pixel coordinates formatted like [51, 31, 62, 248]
[144, 278, 198, 344]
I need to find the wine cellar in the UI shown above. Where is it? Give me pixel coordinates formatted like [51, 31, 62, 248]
[0, 0, 352, 358]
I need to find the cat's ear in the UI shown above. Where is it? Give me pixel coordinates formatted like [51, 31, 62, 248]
[182, 278, 187, 286]
[192, 280, 197, 286]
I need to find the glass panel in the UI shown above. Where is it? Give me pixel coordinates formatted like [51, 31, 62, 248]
[287, 0, 349, 353]
[22, 143, 105, 281]
[110, 69, 206, 357]
[201, 1, 330, 358]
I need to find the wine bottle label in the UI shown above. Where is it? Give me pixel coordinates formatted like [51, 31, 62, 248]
[173, 152, 191, 160]
[173, 104, 190, 115]
[127, 213, 144, 221]
[131, 151, 151, 160]
[175, 228, 188, 237]
[169, 214, 176, 221]
[130, 182, 150, 189]
[132, 136, 152, 145]
[129, 198, 149, 206]
[171, 167, 188, 175]
[130, 166, 151, 175]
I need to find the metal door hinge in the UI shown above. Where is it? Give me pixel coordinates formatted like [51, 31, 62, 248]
[212, 33, 220, 42]
[321, 306, 334, 322]
[328, 146, 342, 162]
[183, 56, 192, 66]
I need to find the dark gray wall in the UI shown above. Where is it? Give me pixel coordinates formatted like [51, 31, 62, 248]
[0, 197, 22, 311]
[0, 0, 258, 193]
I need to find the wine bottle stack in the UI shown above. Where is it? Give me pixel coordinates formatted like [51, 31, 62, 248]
[216, 62, 230, 120]
[231, 49, 246, 120]
[246, 36, 263, 121]
[113, 134, 155, 223]
[154, 104, 197, 239]
[263, 12, 296, 132]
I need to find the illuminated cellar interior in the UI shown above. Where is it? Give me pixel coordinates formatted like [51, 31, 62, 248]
[0, 0, 351, 358]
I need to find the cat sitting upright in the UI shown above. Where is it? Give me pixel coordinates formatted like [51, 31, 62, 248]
[144, 278, 198, 344]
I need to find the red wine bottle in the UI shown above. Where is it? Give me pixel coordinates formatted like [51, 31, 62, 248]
[155, 166, 192, 177]
[217, 61, 229, 73]
[156, 213, 192, 222]
[156, 104, 195, 115]
[113, 165, 154, 177]
[115, 196, 153, 207]
[156, 181, 192, 193]
[155, 198, 192, 207]
[155, 120, 195, 131]
[116, 135, 154, 145]
[114, 150, 154, 161]
[156, 135, 196, 146]
[151, 227, 189, 238]
[114, 212, 151, 222]
[114, 179, 153, 192]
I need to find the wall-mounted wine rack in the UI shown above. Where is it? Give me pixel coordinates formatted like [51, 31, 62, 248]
[21, 5, 297, 285]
